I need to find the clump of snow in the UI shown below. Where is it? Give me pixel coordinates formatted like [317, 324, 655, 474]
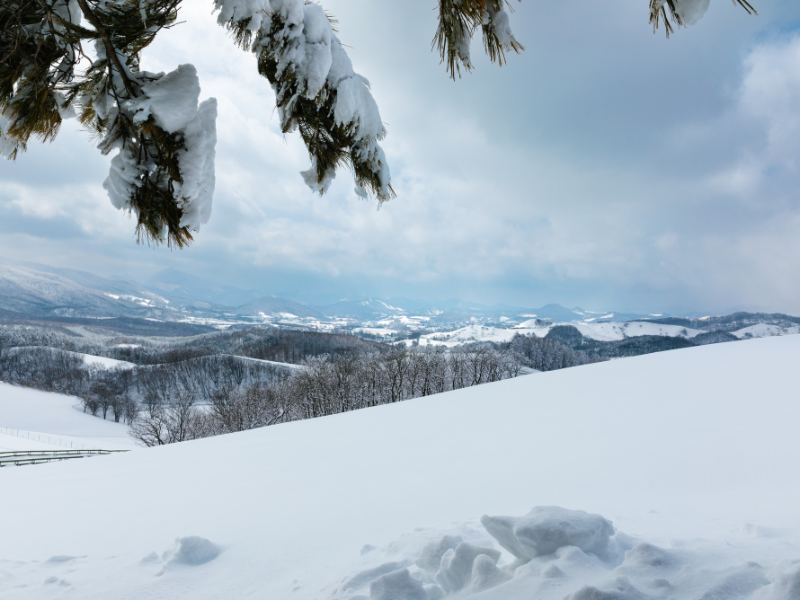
[566, 577, 648, 600]
[332, 499, 800, 600]
[134, 65, 201, 133]
[416, 535, 463, 572]
[177, 98, 217, 229]
[0, 111, 21, 158]
[163, 536, 221, 567]
[672, 0, 711, 25]
[698, 564, 768, 600]
[436, 542, 500, 593]
[481, 506, 615, 561]
[104, 146, 140, 211]
[468, 553, 510, 592]
[343, 561, 408, 591]
[622, 543, 678, 569]
[101, 63, 217, 232]
[369, 568, 426, 600]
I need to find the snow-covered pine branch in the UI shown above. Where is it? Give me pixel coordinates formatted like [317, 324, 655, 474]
[213, 0, 393, 201]
[435, 0, 524, 79]
[650, 0, 757, 36]
[75, 0, 216, 247]
[0, 1, 759, 247]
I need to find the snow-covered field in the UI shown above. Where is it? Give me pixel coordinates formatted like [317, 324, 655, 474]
[1, 336, 799, 599]
[412, 320, 707, 347]
[733, 323, 800, 339]
[0, 383, 136, 451]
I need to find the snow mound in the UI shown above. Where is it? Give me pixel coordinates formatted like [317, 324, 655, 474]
[622, 543, 678, 568]
[481, 506, 615, 561]
[435, 542, 500, 593]
[566, 577, 650, 600]
[369, 568, 426, 600]
[332, 503, 800, 600]
[166, 536, 221, 567]
[163, 536, 221, 568]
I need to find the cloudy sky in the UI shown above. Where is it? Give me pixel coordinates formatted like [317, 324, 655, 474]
[2, 0, 800, 313]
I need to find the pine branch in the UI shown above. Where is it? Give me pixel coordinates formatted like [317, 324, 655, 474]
[75, 0, 138, 97]
[651, 0, 758, 36]
[435, 0, 523, 79]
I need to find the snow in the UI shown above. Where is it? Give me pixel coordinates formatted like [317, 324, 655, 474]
[0, 110, 20, 158]
[135, 65, 201, 133]
[1, 336, 799, 599]
[419, 320, 703, 346]
[481, 507, 615, 560]
[78, 352, 136, 370]
[213, 0, 392, 199]
[177, 98, 217, 230]
[101, 62, 217, 232]
[733, 323, 800, 339]
[0, 382, 137, 451]
[2, 347, 135, 371]
[673, 0, 711, 25]
[417, 325, 519, 347]
[354, 327, 398, 338]
[224, 354, 305, 371]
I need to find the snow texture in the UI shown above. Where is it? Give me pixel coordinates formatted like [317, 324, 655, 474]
[101, 64, 217, 231]
[0, 381, 136, 451]
[481, 506, 615, 560]
[1, 336, 800, 599]
[163, 536, 221, 567]
[177, 98, 217, 229]
[673, 0, 711, 25]
[0, 111, 20, 158]
[134, 65, 201, 133]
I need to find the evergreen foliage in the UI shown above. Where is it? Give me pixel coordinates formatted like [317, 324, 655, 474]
[1, 1, 759, 246]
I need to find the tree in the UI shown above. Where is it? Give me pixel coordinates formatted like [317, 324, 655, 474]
[1, 1, 757, 246]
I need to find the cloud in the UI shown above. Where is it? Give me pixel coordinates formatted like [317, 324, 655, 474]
[1, 2, 799, 312]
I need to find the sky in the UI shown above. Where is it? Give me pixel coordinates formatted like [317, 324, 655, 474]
[1, 0, 800, 313]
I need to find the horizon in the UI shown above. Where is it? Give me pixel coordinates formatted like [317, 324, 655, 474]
[1, 258, 796, 319]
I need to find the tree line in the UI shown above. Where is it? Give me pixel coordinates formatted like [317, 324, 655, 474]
[129, 338, 592, 446]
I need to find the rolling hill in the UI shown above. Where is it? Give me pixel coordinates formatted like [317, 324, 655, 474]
[1, 336, 798, 599]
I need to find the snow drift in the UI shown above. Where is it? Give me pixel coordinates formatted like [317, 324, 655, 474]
[1, 336, 799, 599]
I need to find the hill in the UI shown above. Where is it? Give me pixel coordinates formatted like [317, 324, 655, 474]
[0, 382, 135, 451]
[0, 336, 798, 598]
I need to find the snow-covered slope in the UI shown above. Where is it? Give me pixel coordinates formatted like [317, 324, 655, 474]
[0, 382, 136, 451]
[1, 337, 799, 599]
[733, 323, 800, 339]
[416, 320, 704, 346]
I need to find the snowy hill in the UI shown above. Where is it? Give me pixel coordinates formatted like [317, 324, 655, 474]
[1, 336, 799, 599]
[415, 320, 705, 346]
[0, 382, 136, 451]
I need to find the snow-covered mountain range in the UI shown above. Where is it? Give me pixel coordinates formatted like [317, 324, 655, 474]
[1, 263, 798, 346]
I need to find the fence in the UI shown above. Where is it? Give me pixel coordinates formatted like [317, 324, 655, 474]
[0, 449, 128, 468]
[0, 426, 84, 449]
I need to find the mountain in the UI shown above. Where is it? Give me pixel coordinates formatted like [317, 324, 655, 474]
[2, 264, 799, 345]
[0, 263, 168, 318]
[1, 336, 798, 598]
[238, 296, 322, 319]
[315, 297, 418, 321]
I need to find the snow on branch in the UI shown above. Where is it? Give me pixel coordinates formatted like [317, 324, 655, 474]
[650, 0, 757, 36]
[214, 0, 393, 201]
[435, 0, 524, 79]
